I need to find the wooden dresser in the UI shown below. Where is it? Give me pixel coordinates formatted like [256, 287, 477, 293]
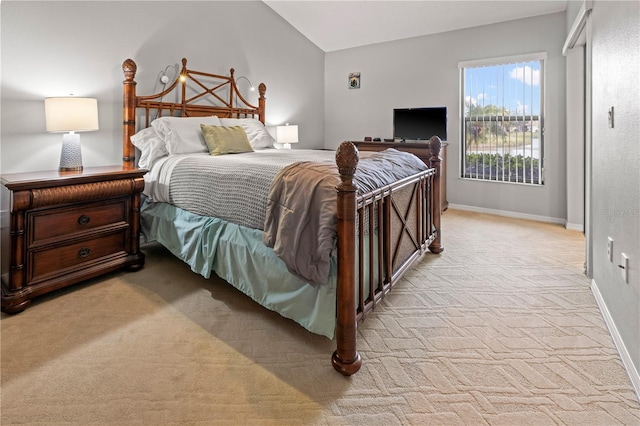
[1, 166, 147, 313]
[351, 141, 448, 211]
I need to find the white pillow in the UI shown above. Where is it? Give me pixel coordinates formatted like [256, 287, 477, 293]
[220, 118, 275, 149]
[151, 116, 222, 155]
[130, 127, 168, 169]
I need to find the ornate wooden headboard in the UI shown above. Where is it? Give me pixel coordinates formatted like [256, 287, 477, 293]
[122, 58, 266, 168]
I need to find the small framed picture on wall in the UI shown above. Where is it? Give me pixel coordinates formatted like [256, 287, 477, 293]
[349, 72, 361, 89]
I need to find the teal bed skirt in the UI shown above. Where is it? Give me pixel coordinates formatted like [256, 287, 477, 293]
[140, 198, 338, 338]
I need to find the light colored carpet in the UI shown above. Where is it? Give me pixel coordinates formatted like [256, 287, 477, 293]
[2, 209, 639, 425]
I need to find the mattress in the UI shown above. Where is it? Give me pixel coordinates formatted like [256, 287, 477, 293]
[143, 149, 340, 230]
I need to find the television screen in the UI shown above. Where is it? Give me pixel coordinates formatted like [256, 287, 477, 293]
[393, 107, 447, 142]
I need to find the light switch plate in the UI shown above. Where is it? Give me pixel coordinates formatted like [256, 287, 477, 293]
[621, 253, 629, 283]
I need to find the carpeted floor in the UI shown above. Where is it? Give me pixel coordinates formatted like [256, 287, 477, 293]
[1, 209, 639, 425]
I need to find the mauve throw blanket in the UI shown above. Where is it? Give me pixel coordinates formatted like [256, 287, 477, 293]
[263, 148, 428, 286]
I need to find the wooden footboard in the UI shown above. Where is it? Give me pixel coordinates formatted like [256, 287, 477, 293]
[332, 138, 443, 375]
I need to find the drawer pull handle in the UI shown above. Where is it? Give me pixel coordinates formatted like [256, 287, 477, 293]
[78, 247, 91, 258]
[78, 215, 91, 226]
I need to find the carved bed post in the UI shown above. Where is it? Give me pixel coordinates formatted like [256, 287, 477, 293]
[128, 176, 146, 268]
[257, 83, 266, 124]
[122, 59, 137, 169]
[332, 141, 362, 376]
[229, 68, 236, 109]
[428, 136, 444, 254]
[180, 58, 188, 116]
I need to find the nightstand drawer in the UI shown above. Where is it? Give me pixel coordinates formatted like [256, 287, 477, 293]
[29, 199, 128, 246]
[29, 231, 127, 283]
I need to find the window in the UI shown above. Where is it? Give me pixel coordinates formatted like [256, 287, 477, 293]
[459, 53, 545, 185]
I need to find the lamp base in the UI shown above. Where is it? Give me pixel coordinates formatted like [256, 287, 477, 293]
[59, 165, 84, 172]
[282, 143, 292, 150]
[59, 132, 83, 172]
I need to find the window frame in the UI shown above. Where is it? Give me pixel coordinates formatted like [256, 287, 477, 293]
[459, 52, 546, 185]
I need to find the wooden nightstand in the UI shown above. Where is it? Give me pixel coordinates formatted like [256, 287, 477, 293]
[1, 166, 147, 313]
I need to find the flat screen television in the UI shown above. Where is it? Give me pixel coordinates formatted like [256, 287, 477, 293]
[393, 107, 447, 142]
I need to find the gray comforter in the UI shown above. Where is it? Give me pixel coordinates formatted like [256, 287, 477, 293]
[168, 149, 338, 230]
[263, 148, 427, 286]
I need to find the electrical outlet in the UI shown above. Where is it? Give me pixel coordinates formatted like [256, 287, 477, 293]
[607, 237, 613, 262]
[620, 253, 629, 283]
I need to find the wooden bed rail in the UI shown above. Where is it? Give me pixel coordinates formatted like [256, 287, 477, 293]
[332, 139, 442, 375]
[122, 58, 266, 169]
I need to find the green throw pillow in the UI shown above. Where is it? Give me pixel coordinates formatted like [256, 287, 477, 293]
[200, 124, 254, 155]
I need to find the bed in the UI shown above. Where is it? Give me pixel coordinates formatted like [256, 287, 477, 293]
[122, 58, 443, 375]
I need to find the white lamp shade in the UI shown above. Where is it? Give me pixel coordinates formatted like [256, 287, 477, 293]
[45, 97, 99, 132]
[276, 125, 298, 144]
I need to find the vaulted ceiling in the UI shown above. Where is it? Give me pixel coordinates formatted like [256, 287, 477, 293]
[263, 1, 568, 52]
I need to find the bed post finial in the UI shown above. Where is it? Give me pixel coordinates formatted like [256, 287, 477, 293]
[428, 135, 444, 254]
[122, 58, 137, 81]
[180, 58, 188, 80]
[122, 59, 138, 168]
[332, 141, 362, 376]
[336, 141, 359, 178]
[429, 135, 442, 158]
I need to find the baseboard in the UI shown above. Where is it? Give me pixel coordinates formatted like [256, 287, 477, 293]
[591, 279, 640, 400]
[447, 203, 566, 225]
[565, 222, 584, 232]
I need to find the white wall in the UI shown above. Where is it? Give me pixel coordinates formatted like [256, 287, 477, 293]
[325, 12, 567, 222]
[590, 0, 640, 387]
[564, 45, 585, 231]
[0, 1, 325, 174]
[564, 0, 587, 233]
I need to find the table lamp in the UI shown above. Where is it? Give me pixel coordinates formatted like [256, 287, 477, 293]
[276, 124, 298, 149]
[45, 97, 99, 171]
